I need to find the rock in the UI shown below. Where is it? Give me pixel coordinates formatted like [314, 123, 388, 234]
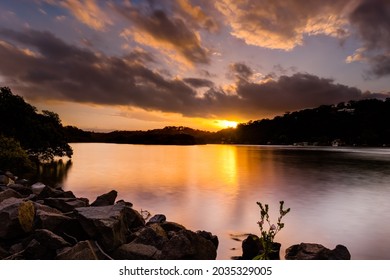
[75, 201, 145, 251]
[90, 190, 117, 206]
[147, 214, 166, 224]
[197, 230, 219, 250]
[5, 171, 15, 181]
[35, 203, 73, 232]
[0, 197, 28, 239]
[36, 186, 76, 200]
[0, 188, 22, 203]
[130, 226, 168, 249]
[31, 182, 46, 195]
[112, 242, 161, 260]
[161, 229, 217, 260]
[241, 235, 281, 260]
[8, 184, 32, 196]
[241, 234, 261, 260]
[0, 175, 9, 185]
[160, 221, 186, 233]
[43, 197, 88, 213]
[0, 244, 9, 259]
[56, 240, 109, 260]
[285, 243, 351, 260]
[15, 179, 29, 186]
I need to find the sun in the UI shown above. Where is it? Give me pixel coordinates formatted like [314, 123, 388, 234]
[216, 120, 239, 129]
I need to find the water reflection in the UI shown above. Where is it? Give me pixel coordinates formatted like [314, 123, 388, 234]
[30, 159, 72, 187]
[62, 144, 390, 260]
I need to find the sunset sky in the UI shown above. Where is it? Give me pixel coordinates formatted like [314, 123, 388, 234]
[1, 0, 390, 131]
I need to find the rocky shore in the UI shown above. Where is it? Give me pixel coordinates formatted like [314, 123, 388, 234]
[0, 170, 351, 260]
[0, 171, 218, 260]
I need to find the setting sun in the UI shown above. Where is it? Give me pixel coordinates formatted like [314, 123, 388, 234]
[216, 120, 239, 129]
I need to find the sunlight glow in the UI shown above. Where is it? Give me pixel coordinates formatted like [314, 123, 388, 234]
[216, 120, 239, 129]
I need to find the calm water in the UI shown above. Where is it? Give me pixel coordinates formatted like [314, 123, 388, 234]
[60, 143, 390, 260]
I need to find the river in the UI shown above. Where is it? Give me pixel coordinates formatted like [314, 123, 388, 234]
[57, 143, 390, 260]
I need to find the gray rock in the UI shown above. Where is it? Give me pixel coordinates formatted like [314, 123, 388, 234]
[112, 242, 160, 260]
[75, 201, 145, 251]
[160, 221, 186, 233]
[35, 203, 73, 232]
[285, 243, 351, 260]
[161, 229, 217, 260]
[31, 182, 46, 195]
[197, 230, 219, 250]
[130, 226, 168, 249]
[91, 190, 117, 206]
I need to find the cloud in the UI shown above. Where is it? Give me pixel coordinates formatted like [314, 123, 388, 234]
[228, 63, 253, 80]
[45, 0, 112, 31]
[115, 3, 210, 66]
[349, 0, 390, 77]
[215, 0, 353, 50]
[0, 28, 387, 121]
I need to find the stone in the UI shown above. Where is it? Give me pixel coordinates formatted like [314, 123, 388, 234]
[161, 229, 217, 260]
[0, 244, 9, 259]
[112, 242, 160, 260]
[0, 197, 27, 239]
[130, 226, 168, 250]
[36, 186, 76, 200]
[90, 190, 117, 206]
[43, 197, 88, 213]
[241, 235, 281, 260]
[160, 221, 186, 233]
[34, 203, 73, 232]
[285, 243, 351, 260]
[8, 184, 32, 196]
[197, 230, 219, 250]
[31, 182, 46, 195]
[75, 201, 145, 251]
[0, 188, 22, 203]
[56, 240, 109, 260]
[147, 214, 166, 224]
[0, 175, 9, 185]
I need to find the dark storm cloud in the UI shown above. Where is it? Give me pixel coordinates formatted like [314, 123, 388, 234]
[0, 28, 387, 120]
[350, 0, 390, 77]
[115, 4, 210, 65]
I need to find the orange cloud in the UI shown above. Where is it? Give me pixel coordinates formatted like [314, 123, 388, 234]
[54, 0, 112, 31]
[215, 0, 356, 50]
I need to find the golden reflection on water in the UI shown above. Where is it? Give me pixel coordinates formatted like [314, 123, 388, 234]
[62, 144, 390, 260]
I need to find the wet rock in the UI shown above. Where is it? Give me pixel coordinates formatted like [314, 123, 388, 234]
[161, 229, 217, 260]
[75, 201, 145, 251]
[91, 190, 117, 206]
[112, 243, 161, 260]
[285, 243, 351, 260]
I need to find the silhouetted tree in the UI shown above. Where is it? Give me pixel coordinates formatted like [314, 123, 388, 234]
[0, 87, 73, 161]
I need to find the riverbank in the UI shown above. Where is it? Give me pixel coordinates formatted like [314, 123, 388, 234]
[0, 171, 218, 260]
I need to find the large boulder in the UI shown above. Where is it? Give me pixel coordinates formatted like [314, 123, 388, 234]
[285, 243, 351, 260]
[160, 229, 217, 260]
[75, 201, 145, 251]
